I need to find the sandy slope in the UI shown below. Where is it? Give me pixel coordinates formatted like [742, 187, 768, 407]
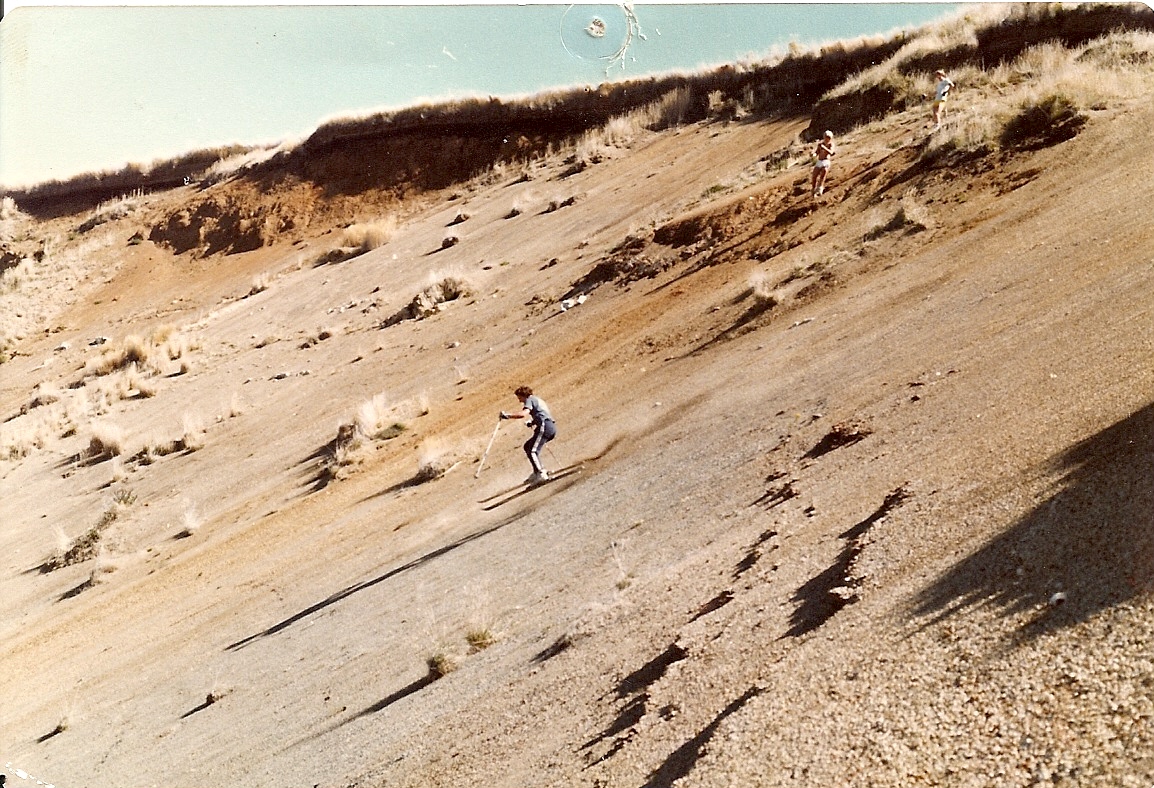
[2, 82, 1154, 788]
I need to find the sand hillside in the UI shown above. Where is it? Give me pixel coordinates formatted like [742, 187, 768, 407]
[2, 5, 1154, 787]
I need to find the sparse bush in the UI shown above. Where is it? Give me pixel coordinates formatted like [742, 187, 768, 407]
[112, 488, 137, 506]
[427, 652, 458, 678]
[299, 327, 335, 349]
[248, 272, 271, 296]
[88, 421, 125, 459]
[85, 334, 157, 377]
[78, 194, 139, 233]
[466, 628, 497, 654]
[747, 270, 779, 304]
[181, 414, 206, 452]
[999, 93, 1086, 148]
[341, 218, 397, 253]
[413, 441, 455, 484]
[865, 192, 931, 239]
[0, 196, 22, 221]
[42, 505, 119, 571]
[381, 275, 473, 327]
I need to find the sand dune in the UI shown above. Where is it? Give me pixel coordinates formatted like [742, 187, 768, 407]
[2, 7, 1154, 786]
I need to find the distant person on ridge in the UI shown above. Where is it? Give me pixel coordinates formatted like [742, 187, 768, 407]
[500, 386, 556, 484]
[930, 69, 955, 129]
[811, 130, 835, 198]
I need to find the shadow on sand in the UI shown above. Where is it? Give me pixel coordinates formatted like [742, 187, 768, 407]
[226, 508, 534, 652]
[913, 400, 1154, 643]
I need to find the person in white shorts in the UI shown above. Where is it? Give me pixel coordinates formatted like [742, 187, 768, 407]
[811, 130, 835, 198]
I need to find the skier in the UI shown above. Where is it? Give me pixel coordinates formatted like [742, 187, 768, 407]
[500, 386, 555, 484]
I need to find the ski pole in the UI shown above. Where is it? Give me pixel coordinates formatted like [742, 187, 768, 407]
[475, 418, 502, 479]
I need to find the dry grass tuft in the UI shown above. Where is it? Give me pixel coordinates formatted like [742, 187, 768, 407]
[341, 217, 397, 253]
[224, 392, 245, 419]
[318, 422, 368, 484]
[413, 441, 457, 484]
[181, 414, 206, 452]
[78, 193, 140, 233]
[175, 505, 202, 539]
[0, 415, 47, 460]
[84, 326, 189, 379]
[646, 87, 694, 130]
[355, 394, 411, 441]
[28, 382, 62, 410]
[42, 504, 121, 572]
[865, 191, 932, 240]
[923, 32, 1154, 161]
[465, 627, 498, 654]
[88, 421, 126, 459]
[747, 270, 779, 304]
[427, 652, 459, 679]
[322, 390, 429, 483]
[248, 272, 271, 296]
[381, 275, 473, 327]
[140, 432, 182, 464]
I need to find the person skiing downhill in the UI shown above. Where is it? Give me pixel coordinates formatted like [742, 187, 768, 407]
[500, 386, 555, 484]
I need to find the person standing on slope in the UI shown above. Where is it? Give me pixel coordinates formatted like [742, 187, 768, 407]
[811, 130, 835, 198]
[500, 386, 556, 484]
[930, 69, 955, 129]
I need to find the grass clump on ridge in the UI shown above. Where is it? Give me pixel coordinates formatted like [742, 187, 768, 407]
[87, 421, 126, 460]
[465, 628, 498, 654]
[923, 33, 1154, 161]
[42, 504, 121, 572]
[865, 192, 932, 240]
[381, 275, 473, 328]
[426, 652, 458, 679]
[341, 218, 397, 253]
[318, 393, 429, 483]
[84, 326, 191, 379]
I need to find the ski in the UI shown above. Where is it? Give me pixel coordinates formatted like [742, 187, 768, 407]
[480, 466, 583, 510]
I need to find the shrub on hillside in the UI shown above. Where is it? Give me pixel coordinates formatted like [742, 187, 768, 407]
[380, 276, 473, 328]
[999, 93, 1087, 148]
[41, 504, 121, 572]
[341, 218, 397, 253]
[78, 194, 141, 233]
[88, 421, 125, 460]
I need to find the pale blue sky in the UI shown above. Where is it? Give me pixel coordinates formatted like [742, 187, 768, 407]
[0, 3, 958, 188]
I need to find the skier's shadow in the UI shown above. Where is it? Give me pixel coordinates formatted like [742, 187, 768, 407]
[225, 508, 533, 652]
